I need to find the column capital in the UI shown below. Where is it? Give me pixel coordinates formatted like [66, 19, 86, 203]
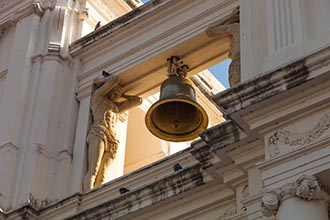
[261, 175, 329, 217]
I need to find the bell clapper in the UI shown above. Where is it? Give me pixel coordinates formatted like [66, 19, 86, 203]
[173, 102, 181, 131]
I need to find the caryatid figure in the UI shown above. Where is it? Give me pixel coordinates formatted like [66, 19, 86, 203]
[206, 7, 240, 87]
[83, 74, 142, 191]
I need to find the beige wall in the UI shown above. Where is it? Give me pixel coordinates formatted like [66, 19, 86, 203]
[124, 107, 166, 173]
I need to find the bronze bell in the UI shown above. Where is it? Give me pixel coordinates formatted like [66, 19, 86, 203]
[145, 57, 208, 142]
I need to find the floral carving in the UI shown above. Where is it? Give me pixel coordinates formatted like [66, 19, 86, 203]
[267, 113, 330, 158]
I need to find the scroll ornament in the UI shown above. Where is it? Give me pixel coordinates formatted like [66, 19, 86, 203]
[261, 175, 329, 217]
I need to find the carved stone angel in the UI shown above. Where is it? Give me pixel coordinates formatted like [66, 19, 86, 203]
[83, 74, 142, 191]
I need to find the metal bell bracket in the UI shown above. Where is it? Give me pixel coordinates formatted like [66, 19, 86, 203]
[167, 56, 189, 77]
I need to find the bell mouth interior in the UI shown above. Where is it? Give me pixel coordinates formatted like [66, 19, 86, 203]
[145, 98, 209, 142]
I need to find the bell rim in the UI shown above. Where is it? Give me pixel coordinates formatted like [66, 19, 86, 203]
[145, 98, 209, 142]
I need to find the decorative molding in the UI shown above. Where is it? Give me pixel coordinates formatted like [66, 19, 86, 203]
[57, 150, 73, 162]
[267, 112, 330, 158]
[31, 45, 73, 66]
[0, 0, 56, 30]
[261, 175, 330, 217]
[48, 43, 61, 53]
[0, 0, 23, 13]
[1, 155, 201, 219]
[0, 141, 18, 153]
[76, 84, 93, 101]
[69, 0, 237, 55]
[212, 44, 330, 117]
[200, 120, 245, 151]
[3, 204, 38, 220]
[67, 165, 204, 220]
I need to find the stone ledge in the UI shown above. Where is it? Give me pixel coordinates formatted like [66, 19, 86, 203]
[69, 0, 168, 54]
[213, 58, 308, 115]
[2, 164, 205, 220]
[4, 205, 38, 220]
[213, 46, 330, 116]
[66, 165, 204, 220]
[7, 147, 201, 220]
[200, 121, 243, 148]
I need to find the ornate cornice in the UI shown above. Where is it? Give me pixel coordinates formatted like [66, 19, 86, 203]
[261, 175, 330, 217]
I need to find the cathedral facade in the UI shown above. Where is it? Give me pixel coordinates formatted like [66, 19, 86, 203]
[0, 0, 330, 219]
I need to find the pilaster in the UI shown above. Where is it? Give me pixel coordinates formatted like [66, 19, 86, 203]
[70, 95, 92, 194]
[0, 13, 41, 212]
[266, 0, 303, 54]
[0, 0, 81, 211]
[0, 13, 40, 147]
[239, 0, 267, 82]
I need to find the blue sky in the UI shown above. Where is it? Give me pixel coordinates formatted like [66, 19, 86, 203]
[140, 0, 230, 88]
[209, 60, 230, 88]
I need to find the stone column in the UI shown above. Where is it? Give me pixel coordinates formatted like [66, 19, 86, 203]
[261, 175, 329, 220]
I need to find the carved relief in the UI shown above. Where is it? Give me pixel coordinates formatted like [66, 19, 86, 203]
[216, 204, 237, 220]
[295, 175, 324, 200]
[260, 175, 329, 217]
[267, 113, 330, 158]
